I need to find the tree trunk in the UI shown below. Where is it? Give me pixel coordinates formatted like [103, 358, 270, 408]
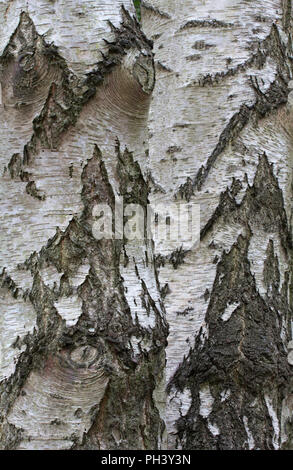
[142, 0, 293, 450]
[0, 0, 293, 451]
[0, 0, 167, 450]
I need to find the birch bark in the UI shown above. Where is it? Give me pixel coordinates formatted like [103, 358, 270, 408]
[0, 0, 293, 451]
[0, 0, 167, 450]
[142, 0, 293, 450]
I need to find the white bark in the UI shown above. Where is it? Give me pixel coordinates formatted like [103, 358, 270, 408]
[0, 0, 166, 450]
[142, 0, 293, 449]
[0, 0, 293, 450]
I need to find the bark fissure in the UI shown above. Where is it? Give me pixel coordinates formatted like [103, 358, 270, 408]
[0, 3, 167, 450]
[168, 154, 293, 449]
[177, 24, 291, 200]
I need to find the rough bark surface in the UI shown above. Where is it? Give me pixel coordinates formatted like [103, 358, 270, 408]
[142, 0, 293, 450]
[0, 1, 167, 450]
[0, 0, 293, 451]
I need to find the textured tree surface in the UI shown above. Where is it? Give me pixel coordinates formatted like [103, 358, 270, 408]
[0, 0, 293, 451]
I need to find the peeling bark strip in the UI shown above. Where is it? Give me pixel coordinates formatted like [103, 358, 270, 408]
[0, 1, 167, 450]
[143, 0, 293, 450]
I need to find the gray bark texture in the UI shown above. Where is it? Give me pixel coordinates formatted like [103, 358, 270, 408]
[0, 0, 292, 451]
